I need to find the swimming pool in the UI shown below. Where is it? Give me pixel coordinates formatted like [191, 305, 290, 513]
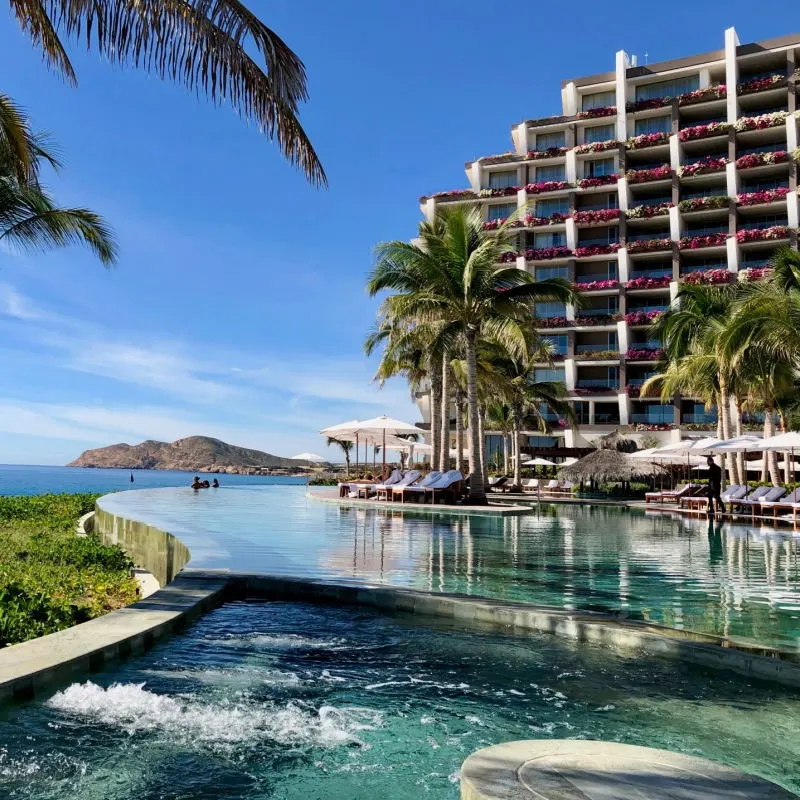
[98, 485, 800, 651]
[1, 600, 798, 799]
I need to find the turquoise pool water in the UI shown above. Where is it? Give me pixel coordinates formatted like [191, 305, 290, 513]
[1, 601, 799, 799]
[98, 486, 800, 651]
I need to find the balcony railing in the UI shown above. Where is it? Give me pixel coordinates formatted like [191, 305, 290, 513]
[582, 307, 618, 317]
[627, 231, 671, 242]
[595, 412, 621, 424]
[628, 305, 669, 314]
[576, 273, 618, 284]
[631, 411, 674, 424]
[628, 340, 662, 352]
[626, 375, 657, 387]
[576, 379, 619, 389]
[681, 413, 718, 425]
[575, 343, 619, 354]
[739, 218, 789, 231]
[629, 268, 672, 280]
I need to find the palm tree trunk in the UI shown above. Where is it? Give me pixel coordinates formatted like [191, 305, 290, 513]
[430, 360, 442, 473]
[779, 411, 791, 486]
[718, 380, 733, 487]
[512, 409, 522, 488]
[502, 435, 509, 475]
[764, 407, 780, 486]
[439, 354, 449, 473]
[466, 330, 486, 502]
[479, 408, 486, 475]
[734, 396, 745, 486]
[455, 391, 464, 474]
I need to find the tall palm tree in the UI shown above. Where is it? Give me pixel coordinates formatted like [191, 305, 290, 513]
[0, 96, 116, 264]
[367, 205, 578, 503]
[326, 437, 353, 477]
[8, 0, 325, 185]
[485, 402, 513, 475]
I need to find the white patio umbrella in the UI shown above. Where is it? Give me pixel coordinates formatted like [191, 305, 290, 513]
[704, 435, 765, 491]
[320, 419, 365, 475]
[752, 432, 800, 485]
[351, 415, 422, 478]
[292, 452, 325, 462]
[523, 457, 556, 467]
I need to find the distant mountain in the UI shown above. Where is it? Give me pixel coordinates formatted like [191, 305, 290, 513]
[67, 436, 307, 473]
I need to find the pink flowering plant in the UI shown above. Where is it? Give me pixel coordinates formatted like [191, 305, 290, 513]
[680, 269, 731, 285]
[625, 132, 670, 150]
[677, 157, 727, 177]
[679, 233, 729, 249]
[482, 218, 525, 231]
[633, 423, 675, 431]
[626, 238, 672, 253]
[535, 316, 570, 329]
[499, 252, 519, 263]
[523, 246, 573, 261]
[573, 208, 620, 224]
[677, 85, 727, 105]
[574, 244, 620, 258]
[477, 186, 519, 198]
[576, 106, 616, 119]
[735, 151, 789, 170]
[574, 314, 615, 326]
[574, 140, 619, 154]
[626, 98, 671, 113]
[737, 74, 786, 94]
[573, 349, 619, 360]
[740, 267, 773, 281]
[625, 165, 672, 184]
[478, 152, 522, 165]
[625, 310, 664, 325]
[678, 122, 730, 142]
[626, 385, 641, 398]
[527, 147, 569, 160]
[429, 189, 477, 201]
[737, 187, 790, 206]
[525, 212, 568, 226]
[626, 203, 672, 219]
[575, 279, 619, 291]
[736, 226, 790, 243]
[525, 181, 570, 194]
[626, 347, 664, 360]
[577, 174, 619, 189]
[734, 111, 788, 132]
[678, 196, 729, 212]
[626, 275, 671, 289]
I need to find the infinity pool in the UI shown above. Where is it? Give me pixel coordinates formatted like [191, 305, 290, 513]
[1, 601, 799, 799]
[98, 486, 800, 650]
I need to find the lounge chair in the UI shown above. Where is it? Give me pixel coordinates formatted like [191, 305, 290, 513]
[354, 469, 403, 499]
[392, 471, 442, 503]
[522, 479, 539, 493]
[376, 470, 421, 501]
[761, 488, 800, 523]
[727, 485, 772, 515]
[426, 470, 464, 504]
[645, 483, 695, 505]
[552, 481, 574, 496]
[683, 484, 746, 512]
[731, 486, 786, 519]
[540, 480, 561, 495]
[488, 476, 509, 492]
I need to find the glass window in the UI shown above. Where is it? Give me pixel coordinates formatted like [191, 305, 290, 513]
[487, 203, 516, 221]
[584, 124, 616, 143]
[535, 164, 566, 182]
[527, 435, 558, 448]
[535, 302, 566, 319]
[587, 157, 616, 178]
[635, 75, 700, 101]
[534, 367, 566, 383]
[581, 90, 616, 111]
[542, 335, 568, 355]
[536, 198, 569, 217]
[487, 170, 518, 189]
[536, 131, 566, 149]
[534, 231, 567, 248]
[634, 116, 671, 136]
[536, 265, 569, 280]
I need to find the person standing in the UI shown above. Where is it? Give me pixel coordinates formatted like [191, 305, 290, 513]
[706, 456, 725, 515]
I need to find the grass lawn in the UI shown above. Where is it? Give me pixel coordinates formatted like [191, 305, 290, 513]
[0, 493, 138, 647]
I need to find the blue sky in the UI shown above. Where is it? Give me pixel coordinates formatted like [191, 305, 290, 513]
[0, 0, 793, 464]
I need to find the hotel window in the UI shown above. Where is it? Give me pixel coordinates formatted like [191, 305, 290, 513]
[536, 198, 569, 217]
[634, 116, 671, 136]
[542, 335, 568, 355]
[535, 302, 566, 320]
[536, 131, 566, 150]
[534, 367, 566, 383]
[586, 157, 616, 178]
[536, 265, 569, 280]
[584, 124, 616, 143]
[487, 170, 518, 189]
[536, 164, 566, 182]
[534, 231, 567, 248]
[581, 90, 616, 111]
[635, 75, 700, 101]
[487, 203, 516, 221]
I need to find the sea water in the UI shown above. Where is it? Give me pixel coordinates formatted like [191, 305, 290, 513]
[0, 601, 798, 799]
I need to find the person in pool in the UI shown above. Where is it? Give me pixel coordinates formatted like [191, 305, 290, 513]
[212, 479, 220, 488]
[191, 476, 203, 489]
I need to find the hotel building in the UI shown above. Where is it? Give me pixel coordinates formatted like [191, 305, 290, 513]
[417, 27, 800, 458]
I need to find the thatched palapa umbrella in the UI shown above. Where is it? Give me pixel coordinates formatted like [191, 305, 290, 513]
[559, 449, 664, 485]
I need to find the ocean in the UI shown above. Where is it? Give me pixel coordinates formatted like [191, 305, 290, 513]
[0, 464, 306, 496]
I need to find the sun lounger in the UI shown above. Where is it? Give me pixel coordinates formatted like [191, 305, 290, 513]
[645, 483, 694, 505]
[759, 488, 800, 523]
[552, 481, 574, 496]
[376, 470, 421, 500]
[683, 484, 746, 512]
[353, 469, 404, 499]
[540, 480, 563, 495]
[392, 471, 442, 503]
[426, 470, 464, 504]
[731, 486, 786, 518]
[488, 476, 510, 492]
[522, 479, 539, 493]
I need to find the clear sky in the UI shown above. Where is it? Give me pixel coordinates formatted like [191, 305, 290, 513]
[0, 0, 793, 464]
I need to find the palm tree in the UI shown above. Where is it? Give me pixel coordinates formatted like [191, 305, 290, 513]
[8, 1, 324, 185]
[326, 437, 353, 477]
[367, 204, 578, 503]
[485, 403, 513, 475]
[0, 96, 116, 264]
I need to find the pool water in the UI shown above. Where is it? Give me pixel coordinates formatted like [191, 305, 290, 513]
[1, 601, 798, 799]
[99, 486, 800, 650]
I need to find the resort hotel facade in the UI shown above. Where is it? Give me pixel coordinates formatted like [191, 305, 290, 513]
[416, 27, 800, 460]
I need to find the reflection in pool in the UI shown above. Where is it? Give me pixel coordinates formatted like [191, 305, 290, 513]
[99, 486, 800, 650]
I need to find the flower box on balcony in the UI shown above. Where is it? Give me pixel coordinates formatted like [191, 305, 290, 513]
[573, 208, 621, 225]
[740, 266, 772, 281]
[575, 279, 619, 291]
[574, 140, 619, 154]
[626, 275, 671, 289]
[625, 311, 664, 325]
[526, 147, 569, 160]
[678, 233, 729, 249]
[737, 74, 786, 94]
[677, 157, 728, 177]
[626, 385, 641, 398]
[482, 218, 525, 231]
[626, 203, 672, 219]
[479, 152, 523, 165]
[573, 386, 616, 395]
[677, 195, 730, 212]
[678, 122, 730, 142]
[678, 85, 727, 105]
[625, 166, 672, 184]
[577, 174, 619, 189]
[477, 186, 519, 198]
[735, 151, 789, 170]
[680, 268, 731, 285]
[634, 423, 675, 431]
[524, 246, 573, 261]
[430, 189, 477, 201]
[574, 244, 620, 258]
[574, 350, 620, 360]
[525, 181, 570, 194]
[626, 132, 670, 150]
[525, 212, 568, 226]
[577, 106, 616, 119]
[626, 347, 664, 360]
[626, 238, 672, 253]
[736, 226, 790, 243]
[737, 187, 790, 206]
[499, 252, 519, 263]
[534, 316, 570, 329]
[626, 98, 671, 113]
[574, 314, 615, 326]
[734, 111, 788, 132]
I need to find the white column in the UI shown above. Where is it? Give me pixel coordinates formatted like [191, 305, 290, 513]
[588, 400, 596, 425]
[615, 50, 629, 141]
[516, 255, 528, 274]
[616, 177, 630, 211]
[616, 320, 629, 352]
[562, 82, 578, 117]
[787, 193, 799, 229]
[566, 302, 576, 322]
[566, 149, 578, 184]
[787, 117, 798, 152]
[467, 162, 482, 191]
[668, 206, 681, 240]
[618, 394, 630, 426]
[669, 134, 681, 172]
[699, 68, 711, 89]
[724, 27, 740, 124]
[565, 359, 576, 390]
[513, 122, 529, 156]
[617, 248, 630, 283]
[725, 161, 738, 198]
[565, 218, 577, 250]
[517, 187, 528, 215]
[669, 281, 680, 304]
[422, 198, 436, 222]
[726, 236, 739, 273]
